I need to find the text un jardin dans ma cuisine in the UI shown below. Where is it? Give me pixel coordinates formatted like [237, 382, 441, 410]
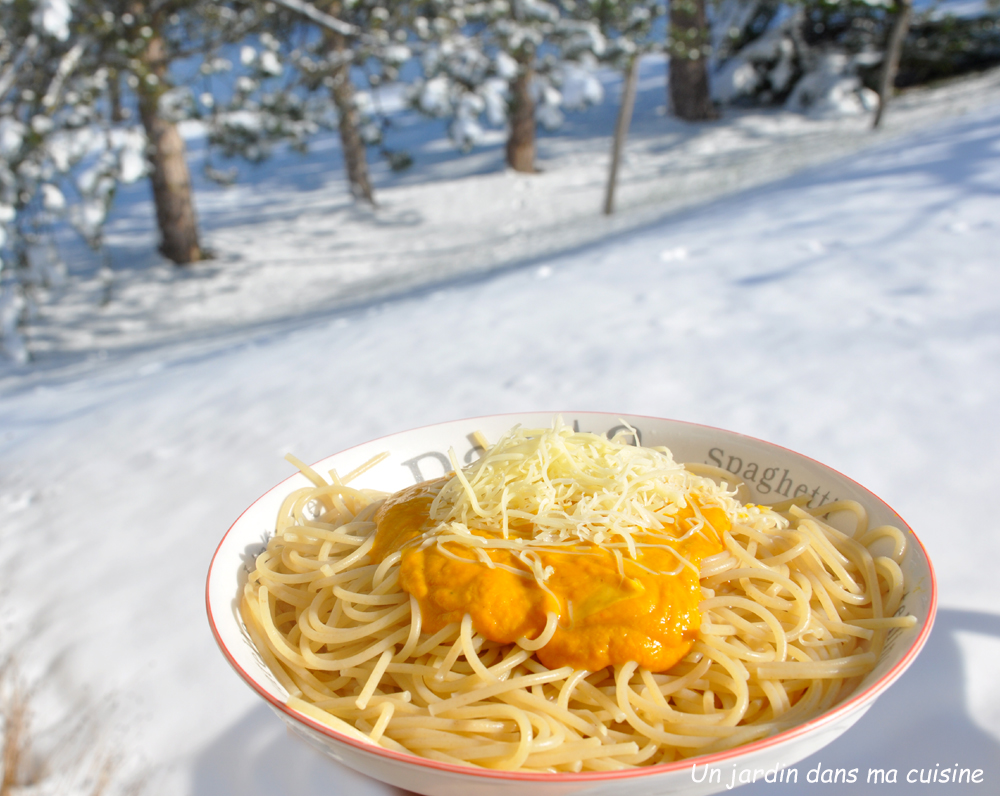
[690, 762, 985, 788]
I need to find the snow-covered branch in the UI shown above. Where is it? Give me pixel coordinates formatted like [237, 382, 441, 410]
[43, 38, 89, 109]
[266, 0, 358, 37]
[0, 34, 40, 101]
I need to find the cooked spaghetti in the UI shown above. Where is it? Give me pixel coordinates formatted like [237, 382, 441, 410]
[240, 421, 916, 771]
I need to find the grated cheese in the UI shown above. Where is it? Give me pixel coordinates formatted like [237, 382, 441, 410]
[414, 418, 752, 587]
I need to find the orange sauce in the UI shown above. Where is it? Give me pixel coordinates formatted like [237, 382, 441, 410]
[372, 480, 728, 672]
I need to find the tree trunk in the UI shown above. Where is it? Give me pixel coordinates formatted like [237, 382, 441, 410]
[329, 66, 375, 204]
[324, 4, 375, 204]
[137, 35, 202, 265]
[604, 54, 641, 216]
[109, 67, 124, 123]
[873, 0, 913, 129]
[668, 0, 718, 122]
[506, 55, 536, 174]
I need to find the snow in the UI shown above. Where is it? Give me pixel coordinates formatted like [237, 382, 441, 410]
[31, 0, 73, 42]
[10, 59, 1000, 378]
[2, 62, 1000, 795]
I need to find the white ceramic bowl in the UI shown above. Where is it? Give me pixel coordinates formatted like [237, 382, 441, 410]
[207, 413, 936, 796]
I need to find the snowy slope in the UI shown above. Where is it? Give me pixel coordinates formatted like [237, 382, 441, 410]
[7, 61, 999, 389]
[2, 81, 999, 794]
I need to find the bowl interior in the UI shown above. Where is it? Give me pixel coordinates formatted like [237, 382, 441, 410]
[207, 412, 936, 784]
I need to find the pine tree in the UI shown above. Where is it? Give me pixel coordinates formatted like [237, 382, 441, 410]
[411, 1, 606, 174]
[668, 0, 717, 121]
[72, 2, 206, 264]
[210, 1, 414, 206]
[0, 0, 113, 360]
[0, 0, 265, 359]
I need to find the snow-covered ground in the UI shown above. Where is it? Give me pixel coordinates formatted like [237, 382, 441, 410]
[2, 65, 1000, 795]
[6, 59, 1000, 389]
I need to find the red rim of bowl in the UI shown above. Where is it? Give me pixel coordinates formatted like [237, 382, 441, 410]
[207, 412, 938, 783]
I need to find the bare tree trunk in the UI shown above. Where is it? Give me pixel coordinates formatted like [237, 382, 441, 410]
[668, 0, 718, 122]
[323, 3, 375, 204]
[137, 34, 202, 265]
[873, 0, 913, 129]
[506, 52, 536, 173]
[604, 54, 641, 216]
[108, 67, 124, 123]
[329, 61, 376, 204]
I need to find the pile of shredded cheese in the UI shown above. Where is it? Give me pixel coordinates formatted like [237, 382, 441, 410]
[422, 420, 762, 584]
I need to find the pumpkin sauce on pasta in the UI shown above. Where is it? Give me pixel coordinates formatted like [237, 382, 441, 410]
[241, 421, 916, 771]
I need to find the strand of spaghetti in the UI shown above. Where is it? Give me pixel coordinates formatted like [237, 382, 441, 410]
[796, 508, 885, 590]
[309, 690, 412, 713]
[256, 550, 327, 585]
[809, 499, 868, 536]
[848, 616, 916, 629]
[516, 612, 559, 651]
[873, 555, 906, 616]
[371, 549, 401, 590]
[755, 652, 877, 680]
[299, 625, 410, 671]
[701, 595, 788, 662]
[285, 523, 371, 545]
[523, 709, 563, 754]
[405, 671, 448, 707]
[437, 703, 536, 769]
[557, 669, 589, 711]
[698, 550, 739, 577]
[631, 670, 732, 730]
[356, 649, 393, 709]
[389, 715, 509, 733]
[333, 584, 406, 606]
[859, 525, 908, 560]
[256, 584, 316, 670]
[339, 451, 391, 485]
[274, 488, 317, 532]
[368, 701, 394, 742]
[690, 640, 750, 721]
[798, 512, 859, 565]
[654, 655, 713, 699]
[323, 491, 353, 522]
[285, 453, 329, 488]
[614, 663, 717, 748]
[434, 633, 466, 682]
[240, 594, 303, 696]
[341, 596, 402, 623]
[804, 519, 885, 656]
[392, 595, 422, 661]
[332, 532, 377, 571]
[287, 695, 380, 744]
[573, 676, 627, 722]
[301, 599, 410, 645]
[428, 667, 574, 716]
[392, 726, 516, 751]
[529, 739, 641, 769]
[459, 614, 496, 682]
[792, 519, 862, 594]
[704, 565, 810, 634]
[488, 647, 532, 680]
[497, 687, 597, 736]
